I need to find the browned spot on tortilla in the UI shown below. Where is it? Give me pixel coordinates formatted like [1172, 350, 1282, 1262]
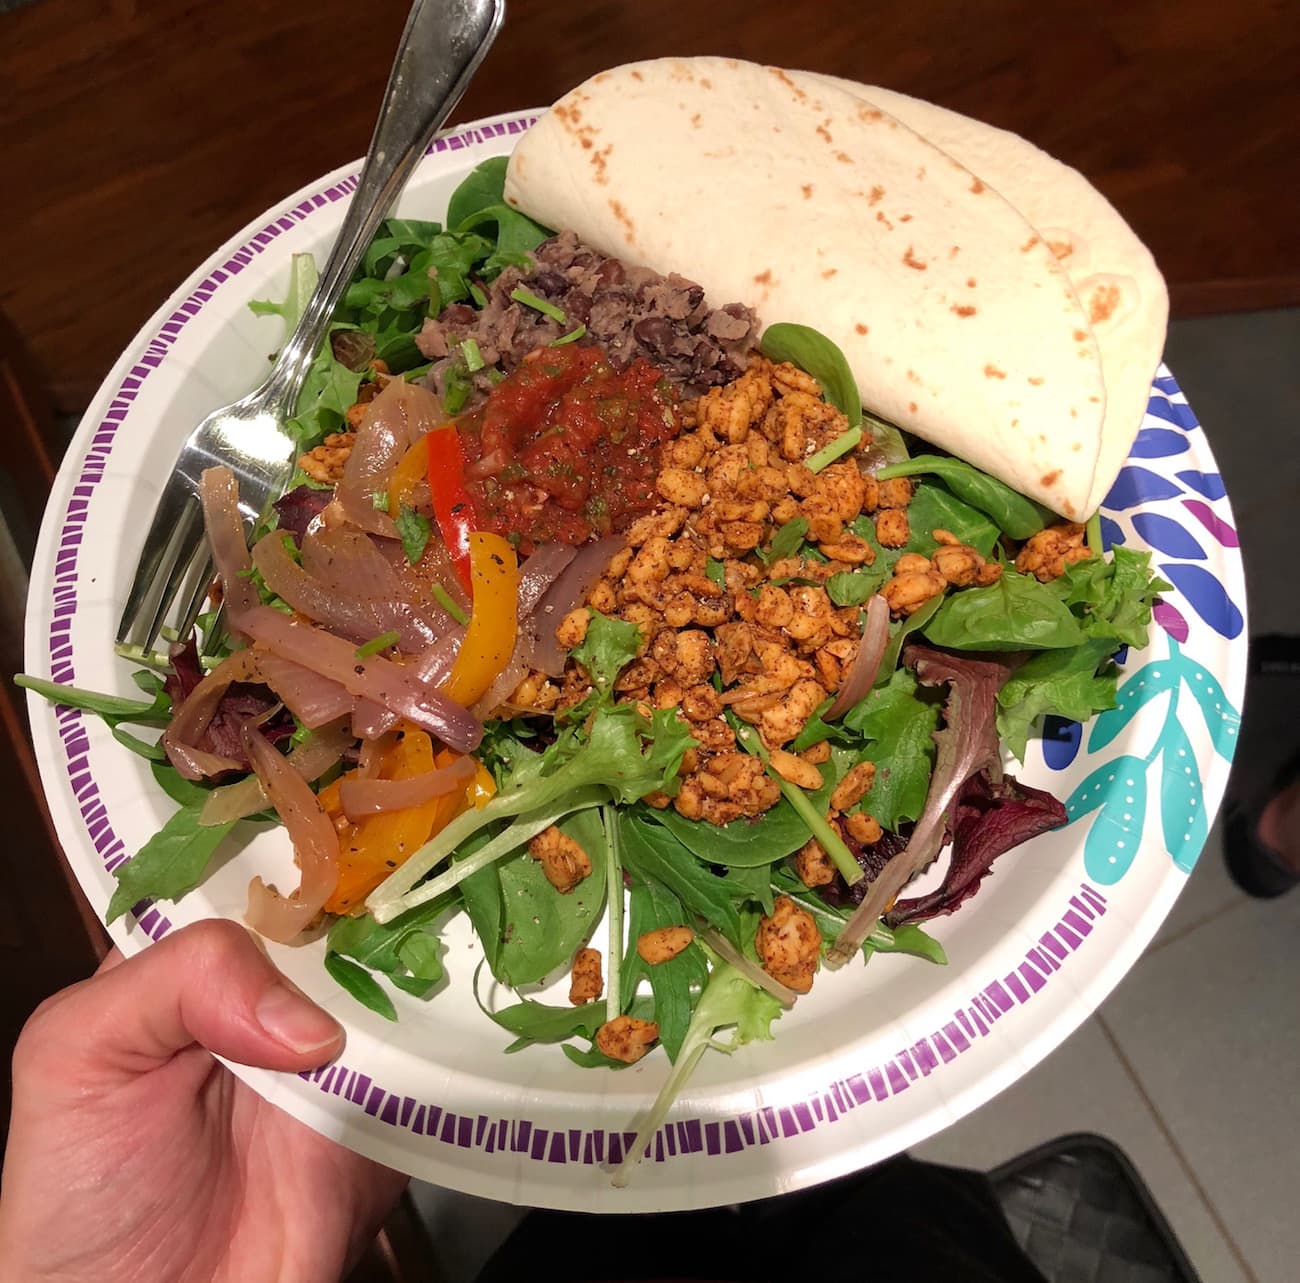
[631, 69, 643, 81]
[908, 401, 918, 413]
[801, 183, 814, 199]
[868, 185, 885, 205]
[857, 104, 883, 122]
[609, 198, 636, 242]
[1011, 419, 1019, 427]
[701, 77, 713, 89]
[1070, 408, 1078, 418]
[885, 357, 894, 366]
[950, 304, 977, 318]
[770, 67, 806, 100]
[970, 178, 986, 194]
[1073, 329, 1088, 342]
[817, 125, 833, 144]
[967, 277, 978, 288]
[906, 369, 921, 385]
[916, 166, 926, 180]
[855, 323, 868, 335]
[822, 268, 838, 279]
[591, 145, 613, 184]
[1089, 395, 1101, 403]
[835, 151, 853, 164]
[1072, 442, 1082, 452]
[899, 213, 912, 222]
[984, 364, 1007, 379]
[1028, 376, 1045, 386]
[1089, 283, 1121, 324]
[691, 112, 702, 128]
[580, 136, 593, 150]
[594, 72, 610, 84]
[1020, 235, 1041, 253]
[949, 246, 961, 258]
[902, 246, 926, 271]
[1048, 239, 1073, 260]
[876, 211, 894, 230]
[1041, 470, 1061, 488]
[754, 269, 773, 286]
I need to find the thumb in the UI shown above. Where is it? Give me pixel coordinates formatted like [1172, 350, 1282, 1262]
[17, 918, 344, 1090]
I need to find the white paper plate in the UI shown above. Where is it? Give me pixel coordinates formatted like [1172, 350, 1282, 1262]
[25, 111, 1248, 1211]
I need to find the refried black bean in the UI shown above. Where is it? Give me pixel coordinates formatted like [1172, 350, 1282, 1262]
[415, 230, 758, 411]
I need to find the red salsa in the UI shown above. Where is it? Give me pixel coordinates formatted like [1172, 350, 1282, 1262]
[455, 344, 681, 553]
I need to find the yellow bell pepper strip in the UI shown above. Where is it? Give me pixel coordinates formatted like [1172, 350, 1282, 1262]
[440, 532, 520, 707]
[387, 438, 431, 519]
[426, 425, 477, 596]
[322, 729, 485, 916]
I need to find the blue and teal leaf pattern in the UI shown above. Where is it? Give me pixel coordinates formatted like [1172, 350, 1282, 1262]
[1159, 718, 1206, 874]
[1131, 512, 1205, 560]
[1087, 662, 1177, 752]
[1067, 755, 1148, 884]
[1105, 467, 1184, 509]
[1175, 470, 1227, 500]
[1177, 656, 1241, 760]
[1158, 563, 1244, 639]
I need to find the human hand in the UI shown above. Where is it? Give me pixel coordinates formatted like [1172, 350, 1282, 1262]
[0, 919, 408, 1282]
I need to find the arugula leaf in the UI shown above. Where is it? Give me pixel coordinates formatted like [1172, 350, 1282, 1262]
[613, 962, 782, 1187]
[844, 667, 941, 829]
[617, 813, 741, 946]
[248, 253, 319, 334]
[326, 894, 453, 1008]
[369, 705, 695, 920]
[324, 954, 397, 1021]
[570, 610, 642, 693]
[107, 802, 236, 923]
[494, 808, 608, 987]
[922, 569, 1086, 651]
[488, 997, 607, 1050]
[621, 876, 709, 1061]
[877, 455, 1046, 540]
[394, 505, 432, 564]
[15, 673, 169, 722]
[996, 637, 1119, 761]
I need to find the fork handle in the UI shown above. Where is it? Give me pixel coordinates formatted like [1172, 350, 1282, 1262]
[264, 0, 505, 410]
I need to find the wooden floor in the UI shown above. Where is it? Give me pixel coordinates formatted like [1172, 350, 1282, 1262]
[2, 0, 1298, 417]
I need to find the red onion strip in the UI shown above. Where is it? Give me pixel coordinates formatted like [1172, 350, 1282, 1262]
[255, 653, 355, 728]
[825, 593, 891, 721]
[199, 718, 354, 826]
[198, 466, 259, 638]
[241, 723, 341, 943]
[239, 606, 482, 753]
[339, 756, 475, 820]
[531, 536, 626, 676]
[336, 379, 409, 537]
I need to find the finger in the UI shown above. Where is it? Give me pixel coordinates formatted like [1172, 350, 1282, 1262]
[17, 918, 344, 1087]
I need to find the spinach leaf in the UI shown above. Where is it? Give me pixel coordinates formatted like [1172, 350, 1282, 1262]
[877, 455, 1045, 540]
[760, 323, 861, 428]
[495, 808, 608, 986]
[922, 570, 1086, 651]
[324, 954, 397, 1021]
[447, 157, 511, 227]
[844, 668, 941, 829]
[715, 862, 776, 915]
[758, 517, 809, 564]
[618, 813, 741, 946]
[106, 803, 236, 923]
[996, 636, 1119, 761]
[903, 482, 1001, 558]
[652, 800, 811, 868]
[622, 877, 708, 1061]
[327, 895, 453, 1004]
[360, 217, 442, 279]
[457, 204, 552, 277]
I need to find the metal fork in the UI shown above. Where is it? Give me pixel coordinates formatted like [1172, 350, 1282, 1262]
[116, 0, 504, 653]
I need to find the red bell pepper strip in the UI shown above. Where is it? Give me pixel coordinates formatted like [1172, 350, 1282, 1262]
[426, 425, 476, 597]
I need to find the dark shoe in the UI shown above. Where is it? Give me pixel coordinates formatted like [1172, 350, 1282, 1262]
[1224, 801, 1299, 898]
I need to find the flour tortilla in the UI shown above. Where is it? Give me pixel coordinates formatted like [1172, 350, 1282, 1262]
[504, 57, 1109, 518]
[802, 75, 1168, 512]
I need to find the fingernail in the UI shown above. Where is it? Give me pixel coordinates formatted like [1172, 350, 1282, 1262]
[255, 983, 343, 1054]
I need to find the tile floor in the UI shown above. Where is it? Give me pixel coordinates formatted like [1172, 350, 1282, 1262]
[402, 310, 1300, 1283]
